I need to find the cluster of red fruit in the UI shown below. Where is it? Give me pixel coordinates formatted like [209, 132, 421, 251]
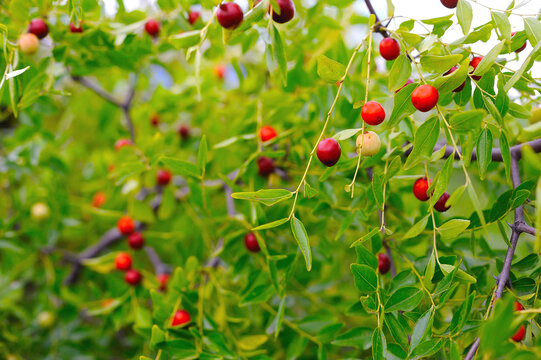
[216, 0, 295, 30]
[148, 114, 191, 140]
[257, 125, 278, 177]
[144, 10, 200, 37]
[413, 177, 450, 212]
[19, 18, 86, 55]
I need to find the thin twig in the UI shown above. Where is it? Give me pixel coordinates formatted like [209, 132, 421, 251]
[145, 246, 171, 275]
[363, 0, 390, 38]
[71, 76, 123, 107]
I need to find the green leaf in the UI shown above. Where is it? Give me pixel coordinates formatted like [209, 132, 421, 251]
[411, 339, 443, 358]
[420, 54, 462, 73]
[524, 17, 541, 46]
[433, 58, 469, 94]
[449, 291, 475, 334]
[355, 245, 378, 269]
[385, 287, 423, 312]
[500, 132, 511, 181]
[316, 55, 346, 83]
[449, 109, 486, 133]
[504, 40, 541, 92]
[252, 217, 289, 231]
[290, 216, 312, 271]
[160, 157, 201, 178]
[388, 55, 412, 92]
[150, 325, 166, 351]
[333, 128, 361, 141]
[402, 215, 429, 240]
[479, 297, 515, 356]
[404, 116, 440, 170]
[437, 219, 471, 241]
[168, 30, 201, 49]
[457, 0, 472, 34]
[491, 12, 511, 40]
[332, 327, 372, 348]
[350, 264, 377, 294]
[274, 297, 286, 338]
[238, 335, 268, 351]
[271, 24, 287, 86]
[411, 307, 434, 351]
[476, 128, 493, 180]
[350, 227, 381, 248]
[372, 328, 386, 360]
[387, 83, 418, 128]
[197, 135, 207, 173]
[424, 253, 436, 288]
[472, 40, 505, 77]
[232, 189, 292, 206]
[430, 155, 454, 207]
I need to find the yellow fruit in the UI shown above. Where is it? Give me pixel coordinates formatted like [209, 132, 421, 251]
[356, 131, 381, 156]
[31, 202, 50, 221]
[19, 33, 40, 55]
[530, 107, 541, 124]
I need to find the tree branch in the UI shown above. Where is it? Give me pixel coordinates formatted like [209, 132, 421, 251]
[71, 76, 123, 107]
[363, 0, 390, 38]
[145, 246, 171, 275]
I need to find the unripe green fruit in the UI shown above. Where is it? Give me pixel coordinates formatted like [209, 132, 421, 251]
[529, 107, 541, 124]
[37, 311, 55, 328]
[356, 131, 381, 156]
[31, 202, 50, 221]
[19, 33, 39, 55]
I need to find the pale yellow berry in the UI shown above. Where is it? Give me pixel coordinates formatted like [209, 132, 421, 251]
[19, 33, 40, 55]
[356, 131, 381, 156]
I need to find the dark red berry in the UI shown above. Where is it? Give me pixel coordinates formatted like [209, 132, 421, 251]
[260, 125, 277, 142]
[128, 232, 145, 249]
[440, 0, 458, 9]
[188, 11, 200, 25]
[171, 310, 191, 326]
[413, 178, 431, 201]
[511, 32, 527, 53]
[378, 253, 391, 274]
[361, 101, 385, 126]
[444, 66, 466, 92]
[179, 125, 190, 139]
[117, 216, 135, 235]
[157, 273, 170, 291]
[270, 0, 295, 24]
[144, 19, 160, 37]
[69, 22, 83, 33]
[316, 138, 341, 167]
[115, 252, 132, 271]
[125, 269, 142, 285]
[434, 192, 450, 212]
[379, 38, 400, 61]
[28, 18, 49, 39]
[151, 114, 160, 127]
[244, 233, 260, 252]
[157, 169, 172, 186]
[411, 84, 439, 112]
[257, 156, 275, 176]
[216, 2, 244, 29]
[470, 57, 483, 81]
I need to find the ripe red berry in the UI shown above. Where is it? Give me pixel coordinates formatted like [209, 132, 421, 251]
[514, 301, 525, 312]
[188, 11, 200, 25]
[257, 156, 275, 176]
[125, 269, 142, 285]
[512, 324, 526, 342]
[413, 178, 431, 201]
[117, 216, 135, 235]
[216, 2, 244, 29]
[92, 191, 107, 208]
[115, 138, 132, 151]
[28, 18, 49, 39]
[214, 64, 226, 79]
[144, 19, 160, 37]
[411, 84, 439, 112]
[157, 273, 170, 291]
[434, 192, 451, 212]
[128, 232, 145, 249]
[378, 253, 391, 274]
[69, 22, 83, 33]
[260, 125, 277, 142]
[171, 310, 191, 326]
[395, 79, 414, 93]
[316, 138, 341, 167]
[379, 38, 400, 61]
[440, 0, 458, 9]
[361, 101, 386, 126]
[270, 0, 295, 24]
[244, 233, 260, 252]
[511, 32, 527, 53]
[179, 125, 190, 139]
[470, 56, 483, 81]
[150, 114, 160, 127]
[115, 252, 132, 271]
[157, 169, 172, 186]
[444, 66, 466, 92]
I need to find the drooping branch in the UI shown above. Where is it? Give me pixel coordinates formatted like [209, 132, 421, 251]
[464, 152, 532, 360]
[435, 138, 541, 162]
[71, 76, 123, 107]
[145, 246, 171, 275]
